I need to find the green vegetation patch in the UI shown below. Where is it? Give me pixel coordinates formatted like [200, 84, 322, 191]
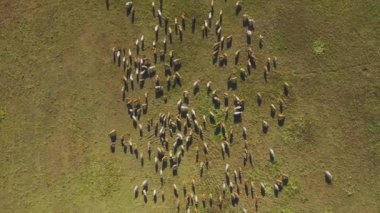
[0, 108, 5, 124]
[282, 116, 316, 145]
[313, 39, 327, 55]
[366, 119, 380, 166]
[274, 34, 291, 52]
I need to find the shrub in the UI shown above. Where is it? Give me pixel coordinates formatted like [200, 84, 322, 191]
[313, 39, 327, 55]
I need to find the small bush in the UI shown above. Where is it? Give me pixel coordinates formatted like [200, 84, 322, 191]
[313, 39, 327, 55]
[0, 109, 5, 124]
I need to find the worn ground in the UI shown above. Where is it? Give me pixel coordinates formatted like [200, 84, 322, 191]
[0, 0, 379, 212]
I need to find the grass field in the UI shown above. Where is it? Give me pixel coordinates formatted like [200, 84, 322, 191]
[0, 0, 379, 212]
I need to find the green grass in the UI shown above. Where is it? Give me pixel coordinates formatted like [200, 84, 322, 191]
[313, 39, 327, 55]
[0, 108, 5, 124]
[0, 0, 379, 212]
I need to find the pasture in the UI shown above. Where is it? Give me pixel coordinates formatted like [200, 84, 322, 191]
[0, 0, 379, 212]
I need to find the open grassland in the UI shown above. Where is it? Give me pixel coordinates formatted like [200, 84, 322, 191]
[0, 0, 379, 212]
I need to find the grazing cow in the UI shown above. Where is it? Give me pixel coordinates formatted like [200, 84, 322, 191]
[277, 114, 285, 126]
[161, 15, 167, 33]
[126, 2, 133, 16]
[242, 14, 248, 26]
[140, 35, 145, 51]
[278, 98, 285, 112]
[273, 56, 278, 69]
[153, 48, 158, 64]
[155, 25, 160, 41]
[225, 163, 230, 174]
[210, 0, 214, 16]
[193, 80, 200, 95]
[266, 57, 271, 72]
[157, 9, 162, 26]
[212, 50, 219, 64]
[182, 182, 187, 197]
[134, 185, 139, 199]
[191, 17, 196, 33]
[128, 140, 133, 155]
[179, 26, 183, 42]
[139, 123, 143, 137]
[231, 192, 240, 206]
[269, 148, 275, 162]
[155, 85, 164, 98]
[176, 199, 180, 212]
[109, 129, 117, 142]
[112, 47, 116, 63]
[248, 152, 253, 166]
[226, 35, 233, 48]
[174, 17, 179, 34]
[244, 180, 249, 196]
[263, 66, 268, 82]
[131, 7, 135, 23]
[246, 30, 252, 44]
[202, 115, 207, 130]
[238, 168, 242, 183]
[200, 162, 204, 177]
[195, 146, 199, 162]
[159, 0, 163, 10]
[116, 49, 121, 67]
[181, 14, 186, 30]
[235, 49, 240, 65]
[172, 164, 178, 176]
[105, 0, 110, 10]
[223, 140, 230, 157]
[142, 179, 149, 192]
[235, 1, 242, 15]
[242, 126, 247, 140]
[157, 168, 162, 184]
[251, 181, 255, 198]
[256, 92, 262, 106]
[223, 92, 229, 106]
[151, 2, 155, 17]
[262, 120, 269, 133]
[219, 10, 223, 24]
[233, 170, 238, 184]
[208, 12, 213, 28]
[274, 184, 280, 197]
[153, 189, 157, 203]
[173, 72, 181, 87]
[191, 109, 197, 121]
[227, 75, 237, 90]
[140, 153, 144, 167]
[260, 183, 266, 196]
[325, 171, 333, 184]
[259, 34, 264, 49]
[173, 58, 181, 70]
[243, 152, 248, 166]
[222, 183, 227, 196]
[203, 142, 209, 154]
[191, 178, 196, 193]
[282, 174, 289, 186]
[284, 82, 289, 96]
[270, 104, 276, 118]
[248, 18, 255, 31]
[134, 146, 139, 159]
[108, 136, 116, 151]
[218, 195, 223, 210]
[240, 68, 248, 80]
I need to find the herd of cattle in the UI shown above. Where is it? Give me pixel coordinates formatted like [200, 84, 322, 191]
[106, 0, 333, 212]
